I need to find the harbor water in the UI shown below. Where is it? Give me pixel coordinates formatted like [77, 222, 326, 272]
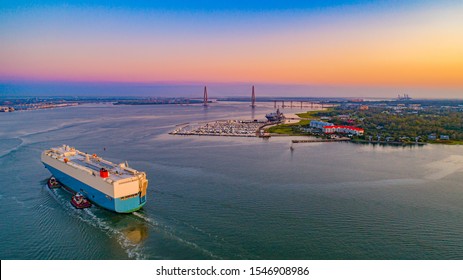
[1, 103, 463, 259]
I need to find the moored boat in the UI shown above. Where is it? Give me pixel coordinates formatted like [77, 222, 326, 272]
[265, 108, 285, 122]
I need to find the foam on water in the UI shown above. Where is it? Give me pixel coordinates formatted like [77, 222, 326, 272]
[83, 209, 147, 260]
[16, 119, 94, 140]
[0, 138, 24, 159]
[133, 212, 221, 259]
[46, 186, 147, 259]
[46, 183, 217, 259]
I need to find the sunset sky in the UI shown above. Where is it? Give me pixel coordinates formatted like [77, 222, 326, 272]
[1, 1, 462, 97]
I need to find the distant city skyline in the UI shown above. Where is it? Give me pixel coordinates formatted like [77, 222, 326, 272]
[2, 82, 462, 99]
[1, 1, 462, 98]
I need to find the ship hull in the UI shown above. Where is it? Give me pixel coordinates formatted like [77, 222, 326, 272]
[265, 116, 279, 122]
[43, 163, 146, 213]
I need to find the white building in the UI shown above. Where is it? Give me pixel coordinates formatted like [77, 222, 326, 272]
[323, 125, 364, 136]
[310, 120, 334, 130]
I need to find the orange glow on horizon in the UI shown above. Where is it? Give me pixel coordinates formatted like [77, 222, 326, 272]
[1, 4, 462, 88]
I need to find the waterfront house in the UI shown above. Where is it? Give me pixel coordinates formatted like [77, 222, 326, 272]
[310, 120, 334, 130]
[322, 125, 364, 136]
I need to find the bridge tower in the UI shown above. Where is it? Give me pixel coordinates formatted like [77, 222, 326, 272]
[251, 85, 256, 108]
[203, 86, 208, 107]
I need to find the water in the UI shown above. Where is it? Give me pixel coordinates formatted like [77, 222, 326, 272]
[1, 102, 463, 260]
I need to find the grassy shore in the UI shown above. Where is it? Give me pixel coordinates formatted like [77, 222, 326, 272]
[296, 109, 330, 119]
[269, 108, 463, 145]
[267, 109, 327, 135]
[350, 138, 427, 146]
[428, 140, 463, 145]
[267, 120, 311, 135]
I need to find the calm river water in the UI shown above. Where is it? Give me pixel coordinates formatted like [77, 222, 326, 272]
[1, 102, 463, 259]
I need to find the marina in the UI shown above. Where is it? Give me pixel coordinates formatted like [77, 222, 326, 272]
[170, 120, 267, 137]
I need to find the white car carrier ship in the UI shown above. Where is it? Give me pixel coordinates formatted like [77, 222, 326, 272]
[41, 145, 148, 213]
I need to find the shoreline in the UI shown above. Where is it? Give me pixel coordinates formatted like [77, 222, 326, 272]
[169, 107, 463, 145]
[267, 108, 463, 146]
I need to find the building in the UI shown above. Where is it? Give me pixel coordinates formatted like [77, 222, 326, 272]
[440, 135, 450, 140]
[359, 105, 369, 110]
[397, 94, 412, 100]
[310, 120, 334, 130]
[409, 104, 421, 110]
[0, 107, 14, 112]
[337, 115, 350, 120]
[322, 125, 364, 136]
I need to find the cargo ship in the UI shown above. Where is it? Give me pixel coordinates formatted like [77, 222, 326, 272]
[41, 145, 148, 213]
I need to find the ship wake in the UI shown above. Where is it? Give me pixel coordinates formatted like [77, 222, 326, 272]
[133, 212, 221, 259]
[46, 186, 147, 259]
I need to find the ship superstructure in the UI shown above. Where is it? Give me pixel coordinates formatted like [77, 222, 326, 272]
[265, 108, 285, 122]
[41, 145, 148, 213]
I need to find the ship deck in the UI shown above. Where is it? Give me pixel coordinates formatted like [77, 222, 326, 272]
[46, 145, 137, 182]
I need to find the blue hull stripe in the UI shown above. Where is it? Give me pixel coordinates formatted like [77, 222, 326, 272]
[43, 163, 146, 213]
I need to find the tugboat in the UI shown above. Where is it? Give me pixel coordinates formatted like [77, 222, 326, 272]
[47, 177, 61, 189]
[70, 193, 92, 209]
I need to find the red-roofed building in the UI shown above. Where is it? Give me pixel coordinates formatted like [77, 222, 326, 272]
[323, 125, 364, 136]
